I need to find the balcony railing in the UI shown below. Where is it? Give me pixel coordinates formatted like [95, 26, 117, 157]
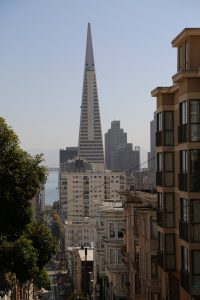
[178, 124, 187, 143]
[179, 221, 189, 241]
[179, 173, 188, 191]
[156, 171, 162, 186]
[156, 131, 162, 146]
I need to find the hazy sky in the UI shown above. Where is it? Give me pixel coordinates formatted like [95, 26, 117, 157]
[0, 0, 200, 166]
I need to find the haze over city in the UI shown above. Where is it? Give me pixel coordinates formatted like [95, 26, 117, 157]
[0, 0, 200, 166]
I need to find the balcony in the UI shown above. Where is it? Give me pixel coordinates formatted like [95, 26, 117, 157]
[156, 131, 162, 146]
[179, 221, 189, 241]
[178, 173, 187, 191]
[178, 124, 187, 143]
[156, 171, 162, 186]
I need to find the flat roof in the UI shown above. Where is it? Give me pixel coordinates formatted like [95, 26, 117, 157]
[172, 28, 200, 47]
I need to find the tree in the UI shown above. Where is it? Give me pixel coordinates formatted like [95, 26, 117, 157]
[0, 117, 57, 295]
[0, 117, 47, 236]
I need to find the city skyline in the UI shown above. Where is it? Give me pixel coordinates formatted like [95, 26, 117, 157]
[0, 1, 200, 166]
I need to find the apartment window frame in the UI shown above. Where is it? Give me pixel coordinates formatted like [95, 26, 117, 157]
[109, 222, 115, 238]
[191, 199, 200, 242]
[179, 150, 188, 191]
[164, 152, 174, 187]
[190, 149, 200, 192]
[110, 248, 116, 264]
[156, 112, 162, 146]
[164, 111, 174, 146]
[165, 193, 175, 228]
[181, 246, 190, 272]
[190, 99, 200, 142]
[185, 41, 188, 70]
[150, 216, 158, 240]
[178, 46, 183, 71]
[151, 255, 159, 280]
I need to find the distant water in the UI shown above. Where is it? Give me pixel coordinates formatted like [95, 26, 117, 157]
[45, 171, 59, 206]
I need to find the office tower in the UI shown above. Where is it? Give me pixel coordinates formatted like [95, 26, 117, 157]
[105, 121, 127, 169]
[78, 23, 104, 171]
[105, 120, 140, 171]
[152, 28, 200, 300]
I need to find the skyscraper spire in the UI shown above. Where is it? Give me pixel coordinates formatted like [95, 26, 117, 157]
[78, 23, 104, 170]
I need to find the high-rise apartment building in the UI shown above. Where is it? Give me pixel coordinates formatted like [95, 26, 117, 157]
[60, 158, 126, 221]
[152, 28, 200, 300]
[105, 120, 140, 171]
[78, 23, 104, 171]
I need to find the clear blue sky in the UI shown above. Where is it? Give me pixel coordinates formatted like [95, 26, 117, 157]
[0, 0, 200, 166]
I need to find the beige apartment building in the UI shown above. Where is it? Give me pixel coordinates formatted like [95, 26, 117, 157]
[94, 204, 128, 300]
[121, 191, 160, 300]
[152, 28, 200, 300]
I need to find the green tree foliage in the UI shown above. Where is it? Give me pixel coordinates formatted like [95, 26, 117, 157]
[0, 117, 57, 295]
[0, 118, 47, 236]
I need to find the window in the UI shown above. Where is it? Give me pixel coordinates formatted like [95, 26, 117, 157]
[157, 112, 162, 132]
[185, 42, 188, 70]
[192, 250, 200, 275]
[165, 193, 174, 227]
[158, 192, 163, 211]
[165, 234, 175, 269]
[191, 200, 200, 223]
[156, 113, 163, 146]
[117, 222, 124, 238]
[190, 150, 200, 192]
[180, 101, 187, 125]
[164, 111, 173, 145]
[180, 198, 189, 222]
[110, 248, 115, 264]
[191, 200, 200, 242]
[109, 223, 115, 238]
[190, 100, 200, 141]
[181, 246, 190, 271]
[164, 152, 174, 186]
[117, 248, 123, 264]
[178, 47, 182, 71]
[157, 153, 163, 172]
[151, 256, 159, 279]
[150, 216, 158, 240]
[180, 150, 187, 173]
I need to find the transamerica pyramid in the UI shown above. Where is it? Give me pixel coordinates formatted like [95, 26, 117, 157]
[78, 23, 104, 170]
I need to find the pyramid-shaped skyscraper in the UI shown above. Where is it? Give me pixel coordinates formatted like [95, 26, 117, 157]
[78, 23, 104, 170]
